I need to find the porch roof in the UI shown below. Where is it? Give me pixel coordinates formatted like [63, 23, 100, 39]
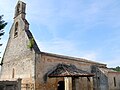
[48, 64, 94, 77]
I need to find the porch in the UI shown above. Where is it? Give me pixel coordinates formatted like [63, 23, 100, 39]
[48, 64, 94, 90]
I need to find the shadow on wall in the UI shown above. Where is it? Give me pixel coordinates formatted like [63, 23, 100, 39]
[0, 78, 22, 90]
[91, 65, 109, 90]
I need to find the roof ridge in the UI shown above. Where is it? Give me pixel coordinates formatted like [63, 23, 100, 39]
[62, 64, 71, 76]
[41, 52, 106, 66]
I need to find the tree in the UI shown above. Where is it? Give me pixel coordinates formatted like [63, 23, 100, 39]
[112, 66, 120, 72]
[0, 15, 7, 57]
[0, 15, 7, 42]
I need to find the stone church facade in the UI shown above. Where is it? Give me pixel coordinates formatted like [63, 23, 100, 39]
[0, 1, 120, 90]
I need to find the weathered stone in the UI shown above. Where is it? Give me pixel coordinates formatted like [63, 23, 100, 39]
[0, 1, 120, 90]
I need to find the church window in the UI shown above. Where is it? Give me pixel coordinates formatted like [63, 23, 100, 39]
[14, 22, 18, 37]
[12, 68, 15, 78]
[16, 3, 20, 16]
[114, 77, 116, 87]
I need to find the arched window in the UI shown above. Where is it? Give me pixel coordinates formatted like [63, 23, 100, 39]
[14, 22, 18, 37]
[16, 3, 20, 16]
[12, 68, 15, 78]
[114, 77, 116, 87]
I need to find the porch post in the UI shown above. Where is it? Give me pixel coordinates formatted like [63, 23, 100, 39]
[75, 77, 80, 90]
[87, 77, 94, 90]
[64, 77, 72, 90]
[90, 77, 93, 90]
[17, 78, 22, 90]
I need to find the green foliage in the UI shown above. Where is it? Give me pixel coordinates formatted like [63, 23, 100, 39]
[112, 66, 120, 72]
[0, 15, 7, 60]
[0, 15, 7, 37]
[27, 38, 34, 50]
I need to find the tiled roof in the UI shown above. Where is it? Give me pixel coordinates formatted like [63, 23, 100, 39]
[48, 64, 94, 77]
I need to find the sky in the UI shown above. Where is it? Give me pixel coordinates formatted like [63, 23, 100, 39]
[0, 0, 120, 67]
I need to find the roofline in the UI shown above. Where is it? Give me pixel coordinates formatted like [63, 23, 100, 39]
[108, 71, 120, 73]
[41, 52, 107, 67]
[48, 74, 94, 77]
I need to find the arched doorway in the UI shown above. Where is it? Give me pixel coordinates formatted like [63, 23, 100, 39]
[57, 81, 65, 90]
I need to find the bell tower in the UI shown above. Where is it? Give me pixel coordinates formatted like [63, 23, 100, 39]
[9, 1, 29, 39]
[14, 1, 26, 19]
[0, 1, 40, 86]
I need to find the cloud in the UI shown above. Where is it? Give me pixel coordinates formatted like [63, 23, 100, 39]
[1, 0, 120, 68]
[0, 0, 15, 20]
[36, 38, 99, 61]
[81, 52, 98, 61]
[36, 38, 78, 54]
[105, 57, 120, 68]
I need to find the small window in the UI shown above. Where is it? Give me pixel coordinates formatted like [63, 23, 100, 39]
[98, 77, 100, 80]
[12, 68, 15, 78]
[114, 77, 116, 87]
[14, 22, 18, 37]
[16, 3, 20, 16]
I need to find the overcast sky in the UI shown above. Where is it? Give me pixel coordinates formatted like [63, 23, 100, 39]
[0, 0, 120, 67]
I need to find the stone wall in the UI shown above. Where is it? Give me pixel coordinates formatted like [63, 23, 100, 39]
[108, 72, 120, 90]
[0, 17, 36, 90]
[35, 52, 103, 90]
[91, 66, 109, 90]
[0, 78, 21, 90]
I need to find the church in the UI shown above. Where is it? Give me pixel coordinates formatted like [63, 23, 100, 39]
[0, 1, 120, 90]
